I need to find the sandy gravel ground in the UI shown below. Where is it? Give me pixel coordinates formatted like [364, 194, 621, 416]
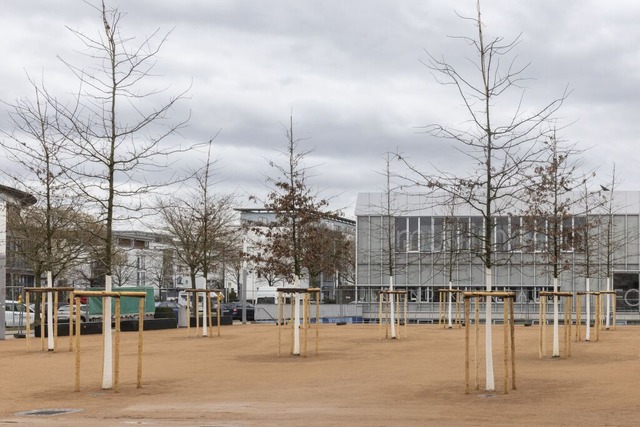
[0, 322, 639, 426]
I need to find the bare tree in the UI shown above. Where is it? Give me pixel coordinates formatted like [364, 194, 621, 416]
[3, 84, 69, 285]
[110, 249, 137, 287]
[159, 139, 237, 316]
[216, 227, 245, 301]
[522, 133, 588, 356]
[45, 1, 190, 389]
[598, 166, 627, 329]
[399, 1, 567, 390]
[159, 203, 202, 293]
[3, 79, 98, 347]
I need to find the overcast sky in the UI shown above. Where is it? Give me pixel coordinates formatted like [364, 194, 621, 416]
[1, 1, 639, 219]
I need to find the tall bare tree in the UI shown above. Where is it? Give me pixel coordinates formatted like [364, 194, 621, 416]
[399, 1, 568, 390]
[45, 1, 190, 389]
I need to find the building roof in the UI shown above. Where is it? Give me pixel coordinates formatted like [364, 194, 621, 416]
[0, 184, 37, 206]
[236, 207, 355, 226]
[355, 191, 640, 216]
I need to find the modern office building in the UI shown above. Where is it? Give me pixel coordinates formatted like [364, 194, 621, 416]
[355, 191, 640, 317]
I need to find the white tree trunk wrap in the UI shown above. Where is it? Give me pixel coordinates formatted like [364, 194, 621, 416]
[585, 278, 591, 341]
[552, 277, 560, 357]
[605, 276, 611, 329]
[389, 276, 396, 339]
[447, 280, 453, 328]
[485, 267, 495, 391]
[102, 275, 113, 389]
[46, 271, 54, 351]
[293, 276, 301, 355]
[202, 295, 209, 337]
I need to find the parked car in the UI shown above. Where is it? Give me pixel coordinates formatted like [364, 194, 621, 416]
[222, 302, 255, 321]
[155, 300, 181, 321]
[57, 304, 89, 323]
[4, 300, 35, 327]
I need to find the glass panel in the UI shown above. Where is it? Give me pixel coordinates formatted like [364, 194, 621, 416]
[627, 216, 639, 258]
[471, 264, 484, 286]
[433, 218, 444, 252]
[357, 264, 369, 285]
[357, 217, 370, 253]
[407, 254, 420, 284]
[395, 217, 407, 252]
[457, 262, 471, 285]
[495, 217, 509, 252]
[458, 217, 470, 251]
[535, 218, 547, 252]
[408, 217, 419, 252]
[369, 216, 382, 252]
[574, 216, 587, 253]
[420, 217, 432, 252]
[511, 216, 523, 252]
[562, 217, 573, 251]
[370, 263, 382, 286]
[613, 215, 626, 261]
[470, 217, 483, 251]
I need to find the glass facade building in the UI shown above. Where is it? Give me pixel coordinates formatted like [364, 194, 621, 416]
[355, 192, 640, 314]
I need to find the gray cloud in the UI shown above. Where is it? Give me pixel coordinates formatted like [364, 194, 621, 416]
[2, 0, 639, 218]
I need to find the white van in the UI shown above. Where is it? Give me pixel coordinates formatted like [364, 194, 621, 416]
[255, 287, 278, 304]
[4, 300, 35, 327]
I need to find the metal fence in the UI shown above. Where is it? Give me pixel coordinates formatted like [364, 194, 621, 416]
[255, 297, 637, 324]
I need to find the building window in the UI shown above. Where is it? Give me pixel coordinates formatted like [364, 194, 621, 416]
[408, 217, 419, 252]
[433, 217, 444, 252]
[495, 217, 509, 252]
[395, 218, 407, 252]
[136, 255, 146, 286]
[137, 271, 146, 287]
[420, 217, 432, 252]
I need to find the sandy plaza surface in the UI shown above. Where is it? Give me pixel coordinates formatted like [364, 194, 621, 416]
[0, 322, 639, 426]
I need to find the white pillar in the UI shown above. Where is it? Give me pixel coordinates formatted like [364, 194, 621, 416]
[485, 267, 494, 391]
[46, 271, 54, 351]
[102, 275, 113, 389]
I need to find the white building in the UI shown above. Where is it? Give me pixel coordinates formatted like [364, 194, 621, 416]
[0, 185, 37, 339]
[237, 208, 356, 303]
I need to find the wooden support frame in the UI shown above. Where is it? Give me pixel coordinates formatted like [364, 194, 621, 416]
[183, 289, 224, 338]
[378, 290, 408, 339]
[71, 290, 146, 392]
[276, 288, 321, 357]
[600, 290, 617, 331]
[575, 290, 616, 342]
[538, 291, 573, 358]
[463, 291, 516, 395]
[437, 288, 463, 329]
[23, 287, 76, 353]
